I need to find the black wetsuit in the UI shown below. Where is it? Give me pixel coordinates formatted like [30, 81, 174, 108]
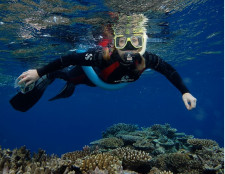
[37, 50, 189, 94]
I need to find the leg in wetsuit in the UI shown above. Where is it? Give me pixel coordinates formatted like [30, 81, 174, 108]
[47, 65, 96, 101]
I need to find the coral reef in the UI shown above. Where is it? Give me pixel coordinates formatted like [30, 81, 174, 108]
[0, 123, 224, 174]
[95, 123, 194, 156]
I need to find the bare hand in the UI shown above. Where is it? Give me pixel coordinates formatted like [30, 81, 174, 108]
[17, 69, 40, 86]
[182, 93, 197, 110]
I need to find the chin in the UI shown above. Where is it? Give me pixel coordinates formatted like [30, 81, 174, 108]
[118, 49, 139, 54]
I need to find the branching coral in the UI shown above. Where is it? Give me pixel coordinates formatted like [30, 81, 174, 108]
[187, 138, 219, 148]
[148, 167, 173, 174]
[0, 146, 76, 174]
[110, 147, 152, 172]
[75, 153, 122, 174]
[61, 150, 90, 162]
[0, 146, 31, 172]
[111, 147, 152, 163]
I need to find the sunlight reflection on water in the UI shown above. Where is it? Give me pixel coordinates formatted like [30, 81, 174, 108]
[0, 0, 222, 86]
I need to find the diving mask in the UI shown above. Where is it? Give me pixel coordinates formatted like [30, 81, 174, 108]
[115, 33, 143, 50]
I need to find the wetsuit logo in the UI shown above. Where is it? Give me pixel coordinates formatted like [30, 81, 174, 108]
[121, 75, 129, 82]
[85, 53, 93, 60]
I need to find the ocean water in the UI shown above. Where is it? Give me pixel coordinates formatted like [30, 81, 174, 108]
[0, 0, 223, 156]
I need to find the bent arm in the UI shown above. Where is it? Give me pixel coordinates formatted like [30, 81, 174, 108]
[37, 52, 101, 77]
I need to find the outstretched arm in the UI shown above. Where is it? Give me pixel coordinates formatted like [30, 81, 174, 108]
[144, 52, 197, 110]
[17, 51, 102, 86]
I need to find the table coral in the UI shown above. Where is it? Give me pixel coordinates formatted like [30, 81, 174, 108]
[102, 123, 139, 138]
[90, 137, 124, 149]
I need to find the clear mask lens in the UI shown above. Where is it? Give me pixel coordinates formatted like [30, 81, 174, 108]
[115, 34, 143, 49]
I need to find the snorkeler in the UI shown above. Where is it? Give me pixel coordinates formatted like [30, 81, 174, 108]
[10, 14, 197, 112]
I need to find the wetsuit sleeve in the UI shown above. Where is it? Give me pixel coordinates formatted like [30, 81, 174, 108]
[144, 52, 190, 94]
[37, 52, 102, 77]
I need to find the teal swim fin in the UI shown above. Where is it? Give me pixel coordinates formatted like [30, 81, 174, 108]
[10, 75, 54, 112]
[48, 82, 75, 101]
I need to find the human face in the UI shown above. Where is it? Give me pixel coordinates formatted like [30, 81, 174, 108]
[115, 34, 143, 50]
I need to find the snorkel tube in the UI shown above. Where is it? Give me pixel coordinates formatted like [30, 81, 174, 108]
[82, 66, 127, 90]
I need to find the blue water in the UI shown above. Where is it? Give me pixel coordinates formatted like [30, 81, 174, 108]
[0, 0, 223, 156]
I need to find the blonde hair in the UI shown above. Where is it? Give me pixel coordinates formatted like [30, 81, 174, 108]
[102, 13, 148, 60]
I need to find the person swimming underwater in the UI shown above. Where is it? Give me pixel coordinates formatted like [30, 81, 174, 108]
[10, 14, 197, 112]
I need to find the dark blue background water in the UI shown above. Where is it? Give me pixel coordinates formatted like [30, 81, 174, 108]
[0, 0, 223, 156]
